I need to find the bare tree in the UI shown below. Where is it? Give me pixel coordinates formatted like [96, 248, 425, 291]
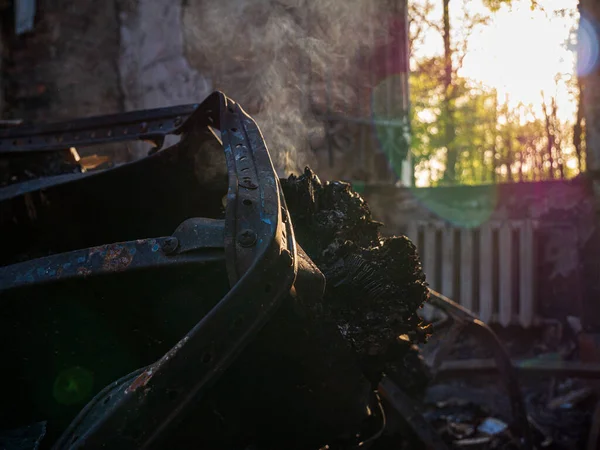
[441, 0, 457, 184]
[541, 91, 557, 180]
[573, 75, 585, 172]
[541, 90, 568, 180]
[439, 0, 491, 184]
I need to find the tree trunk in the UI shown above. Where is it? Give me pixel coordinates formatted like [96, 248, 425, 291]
[505, 138, 514, 183]
[542, 94, 556, 180]
[441, 0, 457, 185]
[550, 97, 566, 179]
[574, 75, 585, 173]
[491, 93, 498, 183]
[518, 149, 524, 182]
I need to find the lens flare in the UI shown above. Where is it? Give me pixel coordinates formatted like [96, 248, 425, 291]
[578, 15, 600, 77]
[53, 366, 94, 405]
[408, 184, 498, 229]
[371, 74, 411, 181]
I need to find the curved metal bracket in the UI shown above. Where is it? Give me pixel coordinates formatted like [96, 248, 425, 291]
[0, 104, 200, 155]
[48, 92, 297, 449]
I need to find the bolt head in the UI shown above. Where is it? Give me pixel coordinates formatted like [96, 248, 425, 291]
[239, 179, 258, 190]
[161, 237, 179, 254]
[238, 229, 257, 247]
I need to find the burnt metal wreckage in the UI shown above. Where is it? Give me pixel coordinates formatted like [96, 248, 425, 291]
[0, 91, 535, 449]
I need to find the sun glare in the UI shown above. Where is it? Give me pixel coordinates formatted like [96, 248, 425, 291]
[578, 12, 600, 76]
[414, 0, 579, 122]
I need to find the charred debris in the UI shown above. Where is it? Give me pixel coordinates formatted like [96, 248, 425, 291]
[0, 92, 597, 449]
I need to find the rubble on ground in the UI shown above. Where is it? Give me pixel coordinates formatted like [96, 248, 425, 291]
[421, 320, 597, 449]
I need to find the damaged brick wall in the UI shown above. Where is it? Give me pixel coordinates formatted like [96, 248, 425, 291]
[116, 0, 211, 114]
[4, 0, 211, 159]
[3, 0, 408, 178]
[6, 0, 123, 122]
[5, 0, 211, 122]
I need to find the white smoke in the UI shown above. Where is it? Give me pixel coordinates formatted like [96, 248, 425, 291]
[182, 0, 387, 176]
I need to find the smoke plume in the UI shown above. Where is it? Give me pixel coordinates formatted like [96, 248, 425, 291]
[182, 0, 387, 176]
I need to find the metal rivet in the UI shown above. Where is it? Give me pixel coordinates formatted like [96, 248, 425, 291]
[161, 237, 179, 254]
[239, 179, 258, 190]
[238, 229, 257, 247]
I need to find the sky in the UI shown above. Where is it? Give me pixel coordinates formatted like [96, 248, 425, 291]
[413, 0, 580, 122]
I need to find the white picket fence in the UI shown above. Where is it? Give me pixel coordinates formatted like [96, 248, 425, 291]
[406, 220, 537, 328]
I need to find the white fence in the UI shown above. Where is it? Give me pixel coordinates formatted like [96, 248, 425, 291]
[406, 220, 538, 327]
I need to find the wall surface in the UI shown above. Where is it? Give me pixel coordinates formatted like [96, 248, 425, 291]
[363, 179, 596, 234]
[7, 0, 123, 121]
[117, 0, 211, 113]
[8, 0, 212, 122]
[4, 0, 410, 180]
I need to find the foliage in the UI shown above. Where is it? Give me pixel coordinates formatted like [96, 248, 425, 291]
[410, 55, 580, 186]
[408, 0, 581, 186]
[482, 0, 540, 12]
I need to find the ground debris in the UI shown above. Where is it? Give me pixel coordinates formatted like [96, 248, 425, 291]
[423, 373, 594, 449]
[547, 387, 594, 410]
[477, 417, 508, 435]
[453, 436, 493, 447]
[0, 151, 82, 187]
[0, 422, 46, 450]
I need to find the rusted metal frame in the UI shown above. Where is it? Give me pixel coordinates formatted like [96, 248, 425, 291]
[220, 95, 291, 284]
[0, 103, 200, 154]
[172, 218, 225, 254]
[51, 92, 297, 449]
[358, 393, 387, 449]
[55, 366, 149, 450]
[378, 376, 450, 450]
[0, 216, 226, 293]
[427, 289, 533, 450]
[0, 119, 24, 128]
[0, 237, 223, 292]
[425, 320, 467, 374]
